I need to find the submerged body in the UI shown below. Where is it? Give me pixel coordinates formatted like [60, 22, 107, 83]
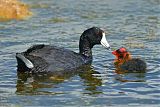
[16, 27, 110, 73]
[112, 47, 147, 73]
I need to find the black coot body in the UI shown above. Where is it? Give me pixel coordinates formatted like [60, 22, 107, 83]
[16, 27, 110, 73]
[16, 45, 85, 73]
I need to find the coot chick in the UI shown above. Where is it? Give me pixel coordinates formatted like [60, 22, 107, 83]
[16, 27, 110, 73]
[112, 47, 147, 73]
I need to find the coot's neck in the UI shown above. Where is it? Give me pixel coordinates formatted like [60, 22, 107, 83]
[79, 36, 93, 61]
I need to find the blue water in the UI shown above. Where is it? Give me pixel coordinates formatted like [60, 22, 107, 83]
[0, 0, 160, 106]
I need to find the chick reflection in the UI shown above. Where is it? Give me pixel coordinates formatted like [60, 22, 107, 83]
[115, 73, 146, 83]
[16, 65, 102, 95]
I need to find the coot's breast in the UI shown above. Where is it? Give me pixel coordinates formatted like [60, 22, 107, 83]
[25, 45, 85, 72]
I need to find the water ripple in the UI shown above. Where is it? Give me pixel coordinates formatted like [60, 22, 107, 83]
[0, 0, 160, 106]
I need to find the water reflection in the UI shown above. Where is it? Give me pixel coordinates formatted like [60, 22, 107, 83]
[79, 68, 102, 95]
[114, 71, 146, 83]
[16, 65, 103, 95]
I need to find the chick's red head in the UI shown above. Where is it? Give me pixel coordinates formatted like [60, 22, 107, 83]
[112, 47, 128, 59]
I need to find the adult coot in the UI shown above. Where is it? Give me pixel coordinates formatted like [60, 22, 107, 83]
[16, 27, 110, 73]
[112, 47, 147, 73]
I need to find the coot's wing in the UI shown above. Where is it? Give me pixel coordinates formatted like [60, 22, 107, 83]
[23, 45, 84, 72]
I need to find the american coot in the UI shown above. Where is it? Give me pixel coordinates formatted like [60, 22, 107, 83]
[16, 27, 110, 73]
[112, 47, 147, 73]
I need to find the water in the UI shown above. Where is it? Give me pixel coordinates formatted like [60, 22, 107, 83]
[0, 0, 160, 106]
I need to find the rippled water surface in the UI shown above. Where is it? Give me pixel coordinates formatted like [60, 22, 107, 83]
[0, 0, 160, 106]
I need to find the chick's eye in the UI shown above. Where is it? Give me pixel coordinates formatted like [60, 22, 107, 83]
[116, 49, 121, 53]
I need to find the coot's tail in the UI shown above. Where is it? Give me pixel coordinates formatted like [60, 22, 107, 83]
[16, 53, 34, 71]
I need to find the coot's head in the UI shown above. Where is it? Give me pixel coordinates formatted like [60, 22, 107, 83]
[80, 27, 110, 49]
[112, 47, 131, 60]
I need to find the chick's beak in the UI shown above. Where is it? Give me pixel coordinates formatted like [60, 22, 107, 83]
[112, 50, 117, 55]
